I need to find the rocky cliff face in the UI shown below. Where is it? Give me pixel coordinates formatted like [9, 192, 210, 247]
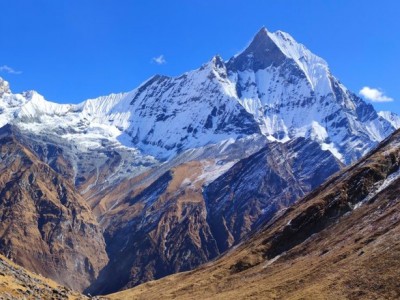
[0, 125, 108, 291]
[115, 129, 400, 299]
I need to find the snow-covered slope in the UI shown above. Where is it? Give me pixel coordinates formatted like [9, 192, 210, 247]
[110, 60, 260, 158]
[379, 111, 400, 129]
[0, 27, 397, 165]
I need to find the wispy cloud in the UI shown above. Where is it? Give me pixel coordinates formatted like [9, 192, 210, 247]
[0, 65, 22, 75]
[359, 86, 393, 102]
[152, 55, 166, 65]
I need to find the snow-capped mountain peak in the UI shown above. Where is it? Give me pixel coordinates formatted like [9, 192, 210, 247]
[228, 27, 288, 72]
[211, 55, 225, 68]
[222, 29, 396, 162]
[0, 29, 398, 165]
[202, 55, 230, 82]
[228, 27, 332, 96]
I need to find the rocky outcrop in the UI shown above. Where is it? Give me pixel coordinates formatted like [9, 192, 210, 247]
[0, 125, 108, 291]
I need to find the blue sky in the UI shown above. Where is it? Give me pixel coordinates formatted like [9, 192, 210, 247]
[1, 0, 399, 114]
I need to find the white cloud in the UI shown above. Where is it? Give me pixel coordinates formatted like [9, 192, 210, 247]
[359, 86, 393, 102]
[152, 55, 166, 65]
[0, 65, 22, 75]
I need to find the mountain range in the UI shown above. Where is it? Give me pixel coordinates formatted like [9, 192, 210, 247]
[0, 27, 399, 296]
